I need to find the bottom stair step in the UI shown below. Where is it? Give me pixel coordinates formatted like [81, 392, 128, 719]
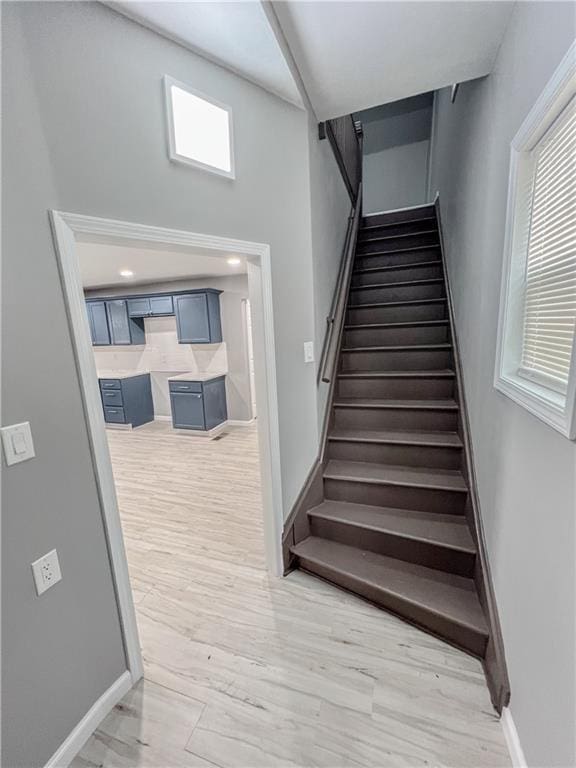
[290, 536, 488, 657]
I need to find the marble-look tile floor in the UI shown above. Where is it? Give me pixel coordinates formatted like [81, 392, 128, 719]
[72, 421, 510, 768]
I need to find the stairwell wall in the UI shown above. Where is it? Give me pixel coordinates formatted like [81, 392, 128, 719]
[2, 2, 347, 765]
[428, 3, 576, 766]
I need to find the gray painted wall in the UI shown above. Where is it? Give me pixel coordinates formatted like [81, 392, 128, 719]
[1, 2, 348, 765]
[428, 4, 575, 766]
[356, 93, 433, 214]
[85, 275, 253, 422]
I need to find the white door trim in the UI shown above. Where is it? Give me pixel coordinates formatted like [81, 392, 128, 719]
[49, 210, 284, 683]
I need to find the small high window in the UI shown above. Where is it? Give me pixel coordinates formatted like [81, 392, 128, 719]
[495, 43, 576, 437]
[164, 76, 234, 178]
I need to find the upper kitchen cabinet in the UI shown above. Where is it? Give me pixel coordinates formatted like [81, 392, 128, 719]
[106, 299, 145, 345]
[174, 290, 222, 344]
[86, 300, 111, 345]
[127, 295, 174, 317]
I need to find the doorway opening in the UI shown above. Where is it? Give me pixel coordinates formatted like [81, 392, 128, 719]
[50, 211, 284, 683]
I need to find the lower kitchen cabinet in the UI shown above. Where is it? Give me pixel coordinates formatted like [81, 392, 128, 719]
[169, 376, 227, 430]
[99, 374, 154, 427]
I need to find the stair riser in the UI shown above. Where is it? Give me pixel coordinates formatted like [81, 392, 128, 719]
[327, 439, 462, 470]
[362, 207, 435, 227]
[340, 348, 452, 372]
[337, 376, 455, 400]
[309, 516, 475, 577]
[359, 218, 437, 240]
[346, 302, 447, 325]
[349, 282, 444, 305]
[324, 478, 466, 515]
[334, 406, 458, 432]
[357, 233, 440, 255]
[355, 249, 441, 270]
[295, 557, 487, 657]
[343, 324, 449, 347]
[352, 263, 442, 287]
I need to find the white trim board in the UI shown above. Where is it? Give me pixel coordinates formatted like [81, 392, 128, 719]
[45, 671, 132, 768]
[50, 210, 285, 693]
[501, 708, 528, 768]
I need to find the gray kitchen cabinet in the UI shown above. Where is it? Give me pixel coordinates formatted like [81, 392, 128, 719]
[169, 376, 227, 430]
[86, 301, 111, 345]
[174, 290, 222, 344]
[99, 374, 154, 427]
[106, 300, 145, 345]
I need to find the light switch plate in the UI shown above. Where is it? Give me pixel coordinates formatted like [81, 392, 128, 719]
[31, 549, 62, 596]
[304, 341, 315, 364]
[1, 422, 35, 466]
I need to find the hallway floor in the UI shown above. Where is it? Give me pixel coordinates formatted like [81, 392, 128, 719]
[72, 421, 510, 768]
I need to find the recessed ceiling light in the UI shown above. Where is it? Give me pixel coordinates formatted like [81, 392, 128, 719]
[119, 269, 134, 278]
[227, 257, 241, 266]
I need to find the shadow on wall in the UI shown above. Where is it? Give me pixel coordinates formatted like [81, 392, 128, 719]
[355, 92, 433, 214]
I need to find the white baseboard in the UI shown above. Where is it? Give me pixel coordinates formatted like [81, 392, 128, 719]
[45, 671, 132, 768]
[501, 707, 528, 768]
[226, 418, 256, 427]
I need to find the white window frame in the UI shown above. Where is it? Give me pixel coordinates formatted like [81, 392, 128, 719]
[494, 41, 576, 439]
[164, 75, 235, 179]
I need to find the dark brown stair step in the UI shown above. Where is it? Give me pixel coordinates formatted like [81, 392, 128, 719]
[333, 398, 458, 434]
[349, 279, 445, 306]
[324, 459, 468, 493]
[290, 537, 489, 656]
[358, 232, 440, 255]
[359, 216, 437, 239]
[355, 248, 441, 271]
[362, 205, 436, 228]
[308, 500, 475, 576]
[347, 298, 447, 325]
[340, 344, 452, 373]
[356, 243, 441, 258]
[352, 262, 442, 287]
[337, 369, 455, 401]
[327, 427, 462, 469]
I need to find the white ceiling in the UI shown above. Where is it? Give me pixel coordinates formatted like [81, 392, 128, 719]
[106, 1, 304, 108]
[273, 1, 515, 119]
[78, 240, 247, 289]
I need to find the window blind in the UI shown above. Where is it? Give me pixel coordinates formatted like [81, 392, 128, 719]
[520, 99, 576, 393]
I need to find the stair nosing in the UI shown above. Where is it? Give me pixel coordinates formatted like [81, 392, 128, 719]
[350, 278, 444, 291]
[341, 344, 451, 353]
[291, 538, 488, 636]
[328, 430, 463, 449]
[355, 244, 441, 258]
[333, 400, 459, 411]
[308, 505, 475, 554]
[337, 370, 455, 379]
[323, 469, 468, 494]
[344, 320, 449, 330]
[358, 229, 439, 244]
[347, 298, 447, 310]
[360, 215, 436, 233]
[353, 260, 442, 275]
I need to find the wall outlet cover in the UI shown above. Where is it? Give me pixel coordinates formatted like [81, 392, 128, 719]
[31, 549, 62, 596]
[304, 341, 315, 364]
[1, 421, 35, 466]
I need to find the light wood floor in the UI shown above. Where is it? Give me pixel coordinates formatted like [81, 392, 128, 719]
[72, 421, 510, 768]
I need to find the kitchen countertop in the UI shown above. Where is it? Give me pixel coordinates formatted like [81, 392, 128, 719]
[97, 370, 151, 380]
[168, 372, 227, 382]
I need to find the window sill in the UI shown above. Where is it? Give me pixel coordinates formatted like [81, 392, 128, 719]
[494, 371, 575, 439]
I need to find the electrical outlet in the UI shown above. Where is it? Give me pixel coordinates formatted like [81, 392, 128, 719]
[31, 549, 62, 596]
[303, 341, 315, 364]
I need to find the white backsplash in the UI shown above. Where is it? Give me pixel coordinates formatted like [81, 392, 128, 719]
[92, 316, 228, 417]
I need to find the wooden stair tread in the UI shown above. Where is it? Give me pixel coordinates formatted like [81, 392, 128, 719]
[342, 343, 451, 352]
[353, 261, 440, 276]
[350, 278, 444, 291]
[329, 427, 463, 448]
[308, 500, 475, 553]
[290, 537, 488, 637]
[358, 229, 439, 243]
[338, 369, 455, 379]
[361, 215, 436, 233]
[324, 459, 468, 493]
[356, 244, 441, 257]
[334, 398, 458, 410]
[344, 321, 449, 330]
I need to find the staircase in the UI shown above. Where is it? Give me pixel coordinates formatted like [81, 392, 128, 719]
[290, 204, 490, 660]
